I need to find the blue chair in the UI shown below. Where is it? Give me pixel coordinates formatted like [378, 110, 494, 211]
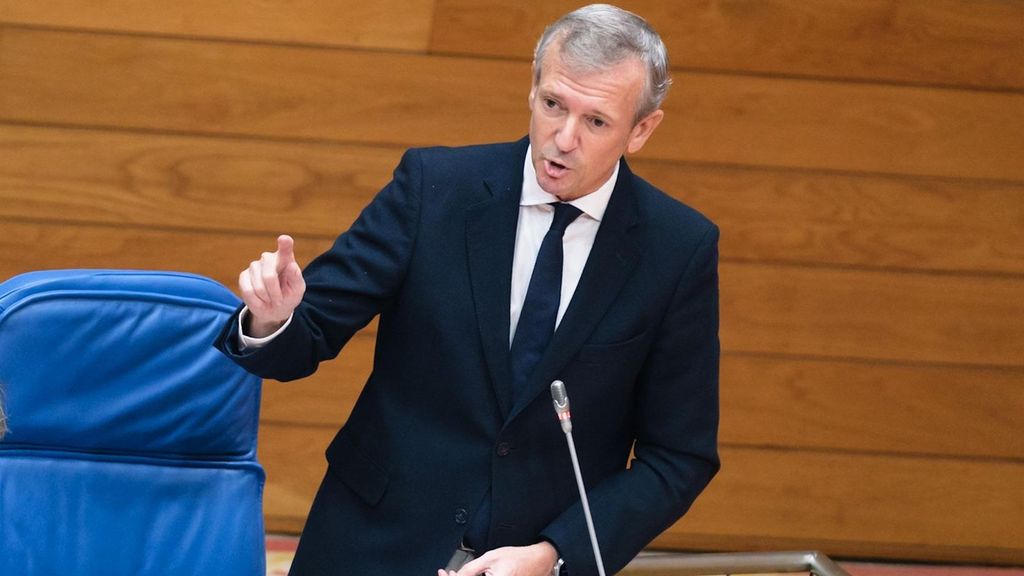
[0, 270, 265, 575]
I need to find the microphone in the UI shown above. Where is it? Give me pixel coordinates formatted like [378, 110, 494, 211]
[549, 380, 607, 576]
[550, 379, 572, 433]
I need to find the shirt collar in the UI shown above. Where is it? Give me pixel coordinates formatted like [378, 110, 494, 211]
[521, 144, 618, 222]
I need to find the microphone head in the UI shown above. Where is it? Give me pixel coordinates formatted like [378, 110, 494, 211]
[550, 380, 572, 433]
[550, 380, 570, 412]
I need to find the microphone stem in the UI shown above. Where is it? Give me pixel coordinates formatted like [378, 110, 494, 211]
[564, 429, 607, 576]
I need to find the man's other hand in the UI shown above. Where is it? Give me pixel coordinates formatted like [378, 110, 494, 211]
[438, 542, 559, 576]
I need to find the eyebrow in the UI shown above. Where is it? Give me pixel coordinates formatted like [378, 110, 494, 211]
[539, 86, 616, 123]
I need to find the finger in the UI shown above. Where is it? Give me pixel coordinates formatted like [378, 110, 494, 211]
[260, 251, 284, 305]
[248, 260, 271, 305]
[238, 268, 257, 307]
[282, 261, 306, 301]
[453, 557, 488, 576]
[276, 234, 296, 271]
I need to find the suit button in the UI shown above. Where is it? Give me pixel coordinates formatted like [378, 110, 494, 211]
[496, 442, 511, 457]
[455, 508, 468, 525]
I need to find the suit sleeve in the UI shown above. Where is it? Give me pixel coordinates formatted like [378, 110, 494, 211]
[214, 148, 424, 381]
[540, 224, 721, 574]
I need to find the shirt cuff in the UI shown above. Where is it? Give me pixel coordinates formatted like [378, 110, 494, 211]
[237, 307, 293, 350]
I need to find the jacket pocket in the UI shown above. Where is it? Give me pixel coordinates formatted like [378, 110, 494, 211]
[326, 428, 390, 506]
[575, 328, 651, 365]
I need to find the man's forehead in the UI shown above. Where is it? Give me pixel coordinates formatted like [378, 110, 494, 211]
[535, 53, 644, 111]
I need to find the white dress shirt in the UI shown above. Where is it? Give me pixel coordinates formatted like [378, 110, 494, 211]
[240, 145, 618, 348]
[508, 145, 616, 344]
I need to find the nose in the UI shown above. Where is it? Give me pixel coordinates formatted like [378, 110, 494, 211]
[554, 117, 579, 153]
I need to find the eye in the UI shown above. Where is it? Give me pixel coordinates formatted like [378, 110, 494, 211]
[590, 117, 607, 128]
[543, 98, 559, 110]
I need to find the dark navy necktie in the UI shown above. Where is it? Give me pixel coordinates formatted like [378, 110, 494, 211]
[463, 202, 582, 551]
[509, 202, 583, 400]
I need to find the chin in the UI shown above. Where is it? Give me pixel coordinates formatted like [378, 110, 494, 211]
[539, 180, 572, 200]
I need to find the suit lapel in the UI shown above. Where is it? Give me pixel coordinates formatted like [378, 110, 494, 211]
[508, 160, 642, 421]
[466, 141, 528, 418]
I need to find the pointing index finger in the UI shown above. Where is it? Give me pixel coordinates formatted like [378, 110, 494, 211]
[276, 234, 296, 271]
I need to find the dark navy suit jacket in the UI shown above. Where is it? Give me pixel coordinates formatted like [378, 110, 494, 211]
[216, 137, 720, 575]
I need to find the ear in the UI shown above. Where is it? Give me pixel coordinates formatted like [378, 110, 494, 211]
[625, 109, 664, 154]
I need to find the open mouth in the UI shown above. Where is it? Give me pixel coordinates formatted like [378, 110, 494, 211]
[544, 158, 569, 177]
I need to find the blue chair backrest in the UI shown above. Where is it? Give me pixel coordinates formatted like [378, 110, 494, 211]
[0, 270, 265, 575]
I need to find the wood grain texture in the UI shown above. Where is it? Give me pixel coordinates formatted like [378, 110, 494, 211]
[669, 446, 1024, 564]
[3, 3, 1023, 562]
[259, 425, 1024, 564]
[259, 331, 374, 426]
[721, 262, 1024, 368]
[0, 0, 436, 51]
[258, 422, 331, 533]
[430, 0, 1024, 91]
[631, 158, 1024, 276]
[3, 27, 1023, 180]
[0, 125, 399, 237]
[657, 72, 1024, 182]
[258, 341, 1024, 461]
[0, 219, 334, 290]
[0, 26, 526, 150]
[5, 227, 1022, 563]
[721, 355, 1024, 460]
[5, 125, 1022, 275]
[3, 220, 1022, 368]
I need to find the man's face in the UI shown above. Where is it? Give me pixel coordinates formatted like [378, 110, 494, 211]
[528, 47, 664, 201]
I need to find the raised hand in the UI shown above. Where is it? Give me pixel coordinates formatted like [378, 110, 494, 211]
[238, 235, 306, 337]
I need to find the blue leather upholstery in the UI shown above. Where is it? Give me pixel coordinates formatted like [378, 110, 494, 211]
[0, 270, 265, 575]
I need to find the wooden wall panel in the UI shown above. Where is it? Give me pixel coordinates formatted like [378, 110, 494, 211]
[3, 27, 1023, 180]
[431, 0, 1024, 91]
[721, 355, 1024, 460]
[5, 219, 1021, 371]
[259, 426, 1024, 564]
[0, 220, 333, 290]
[259, 332, 375, 426]
[0, 0, 437, 51]
[721, 263, 1024, 367]
[258, 422, 332, 534]
[2, 1, 1022, 565]
[657, 74, 1024, 181]
[0, 125, 398, 236]
[664, 446, 1024, 565]
[632, 159, 1024, 275]
[0, 26, 527, 152]
[258, 344, 1024, 461]
[5, 126, 1023, 276]
[3, 219, 1022, 452]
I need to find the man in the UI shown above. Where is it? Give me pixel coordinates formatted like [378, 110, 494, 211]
[216, 5, 719, 575]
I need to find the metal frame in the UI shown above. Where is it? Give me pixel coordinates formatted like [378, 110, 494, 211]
[622, 550, 852, 576]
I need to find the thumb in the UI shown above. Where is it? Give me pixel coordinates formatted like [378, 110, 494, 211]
[276, 234, 296, 271]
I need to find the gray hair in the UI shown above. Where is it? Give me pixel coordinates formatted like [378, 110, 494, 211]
[533, 4, 671, 123]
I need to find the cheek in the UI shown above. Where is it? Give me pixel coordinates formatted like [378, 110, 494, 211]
[584, 139, 615, 162]
[531, 114, 554, 135]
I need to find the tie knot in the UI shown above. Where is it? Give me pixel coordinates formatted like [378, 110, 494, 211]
[549, 203, 583, 235]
